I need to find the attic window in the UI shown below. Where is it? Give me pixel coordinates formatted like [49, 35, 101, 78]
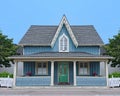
[59, 34, 69, 52]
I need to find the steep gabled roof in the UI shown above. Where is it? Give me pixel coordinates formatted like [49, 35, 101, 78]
[19, 26, 57, 46]
[19, 16, 104, 46]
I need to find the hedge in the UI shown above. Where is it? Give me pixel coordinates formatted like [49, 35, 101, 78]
[109, 72, 120, 78]
[0, 72, 13, 78]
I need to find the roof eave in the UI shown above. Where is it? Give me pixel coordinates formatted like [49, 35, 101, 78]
[18, 44, 51, 47]
[78, 44, 104, 46]
[9, 56, 113, 61]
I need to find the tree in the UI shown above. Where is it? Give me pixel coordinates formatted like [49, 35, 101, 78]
[0, 31, 18, 67]
[105, 31, 120, 67]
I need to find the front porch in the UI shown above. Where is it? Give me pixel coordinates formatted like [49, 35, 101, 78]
[14, 60, 109, 87]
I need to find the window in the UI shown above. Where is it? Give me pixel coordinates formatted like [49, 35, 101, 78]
[78, 62, 89, 75]
[59, 34, 69, 52]
[36, 62, 48, 75]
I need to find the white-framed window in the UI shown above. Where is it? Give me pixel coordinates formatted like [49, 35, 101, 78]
[59, 33, 69, 52]
[36, 62, 48, 75]
[78, 62, 89, 75]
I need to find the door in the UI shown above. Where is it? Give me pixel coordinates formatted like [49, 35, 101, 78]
[58, 62, 69, 83]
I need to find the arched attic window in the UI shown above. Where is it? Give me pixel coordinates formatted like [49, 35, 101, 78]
[59, 33, 69, 52]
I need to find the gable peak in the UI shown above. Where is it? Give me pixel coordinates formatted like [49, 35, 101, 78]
[51, 15, 78, 48]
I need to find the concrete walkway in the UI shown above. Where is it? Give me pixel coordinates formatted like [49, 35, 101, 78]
[0, 87, 120, 96]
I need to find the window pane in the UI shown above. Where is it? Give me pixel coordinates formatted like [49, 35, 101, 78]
[79, 68, 84, 75]
[37, 62, 47, 75]
[59, 35, 68, 51]
[38, 68, 43, 75]
[79, 62, 89, 75]
[43, 63, 46, 68]
[42, 68, 47, 75]
[84, 63, 88, 68]
[38, 63, 42, 68]
[80, 63, 83, 68]
[84, 68, 88, 74]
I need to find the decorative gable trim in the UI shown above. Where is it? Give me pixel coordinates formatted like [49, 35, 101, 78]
[51, 15, 78, 48]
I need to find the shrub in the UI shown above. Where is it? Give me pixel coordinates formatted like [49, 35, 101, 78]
[0, 72, 13, 78]
[109, 72, 120, 78]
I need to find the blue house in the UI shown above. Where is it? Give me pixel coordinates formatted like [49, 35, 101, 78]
[10, 16, 111, 87]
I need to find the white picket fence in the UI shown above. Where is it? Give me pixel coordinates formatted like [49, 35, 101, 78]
[109, 78, 120, 87]
[0, 78, 13, 88]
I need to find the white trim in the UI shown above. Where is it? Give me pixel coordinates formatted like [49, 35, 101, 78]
[59, 33, 69, 52]
[23, 47, 25, 55]
[19, 44, 104, 46]
[99, 47, 100, 55]
[105, 61, 109, 87]
[51, 15, 78, 48]
[73, 61, 76, 86]
[13, 61, 17, 88]
[10, 56, 113, 60]
[51, 61, 54, 86]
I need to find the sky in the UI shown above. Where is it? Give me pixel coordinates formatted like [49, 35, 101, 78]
[0, 0, 120, 44]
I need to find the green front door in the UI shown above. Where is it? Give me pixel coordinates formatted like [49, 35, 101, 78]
[58, 62, 69, 83]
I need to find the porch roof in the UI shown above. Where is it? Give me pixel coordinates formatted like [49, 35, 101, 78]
[10, 52, 112, 61]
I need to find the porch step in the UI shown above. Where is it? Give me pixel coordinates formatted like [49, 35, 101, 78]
[58, 82, 70, 85]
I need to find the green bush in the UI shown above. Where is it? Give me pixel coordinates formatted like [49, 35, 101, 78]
[109, 72, 120, 78]
[0, 72, 13, 78]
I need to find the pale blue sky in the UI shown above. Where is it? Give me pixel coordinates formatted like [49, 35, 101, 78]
[0, 0, 120, 44]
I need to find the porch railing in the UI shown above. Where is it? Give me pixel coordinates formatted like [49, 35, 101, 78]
[16, 76, 51, 86]
[76, 76, 107, 86]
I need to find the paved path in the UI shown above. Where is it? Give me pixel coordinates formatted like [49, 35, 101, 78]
[0, 87, 120, 96]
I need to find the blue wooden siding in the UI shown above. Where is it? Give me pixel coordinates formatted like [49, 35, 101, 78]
[24, 25, 100, 55]
[76, 62, 100, 76]
[24, 61, 51, 76]
[24, 62, 35, 76]
[69, 62, 73, 85]
[16, 77, 51, 86]
[90, 62, 100, 76]
[76, 77, 106, 86]
[54, 62, 58, 85]
[24, 46, 99, 55]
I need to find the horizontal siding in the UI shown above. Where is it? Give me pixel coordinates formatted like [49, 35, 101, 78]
[76, 77, 106, 86]
[24, 46, 99, 55]
[16, 77, 51, 86]
[54, 62, 58, 85]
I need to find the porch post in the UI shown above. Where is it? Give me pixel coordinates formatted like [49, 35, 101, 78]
[13, 61, 18, 88]
[105, 61, 109, 87]
[51, 61, 54, 86]
[73, 61, 76, 86]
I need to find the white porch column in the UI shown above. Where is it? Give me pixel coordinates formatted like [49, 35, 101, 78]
[13, 61, 18, 88]
[73, 61, 76, 86]
[51, 61, 54, 86]
[105, 61, 109, 87]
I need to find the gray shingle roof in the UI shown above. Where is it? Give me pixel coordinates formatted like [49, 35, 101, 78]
[10, 52, 112, 60]
[29, 52, 97, 57]
[19, 25, 104, 46]
[11, 52, 101, 58]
